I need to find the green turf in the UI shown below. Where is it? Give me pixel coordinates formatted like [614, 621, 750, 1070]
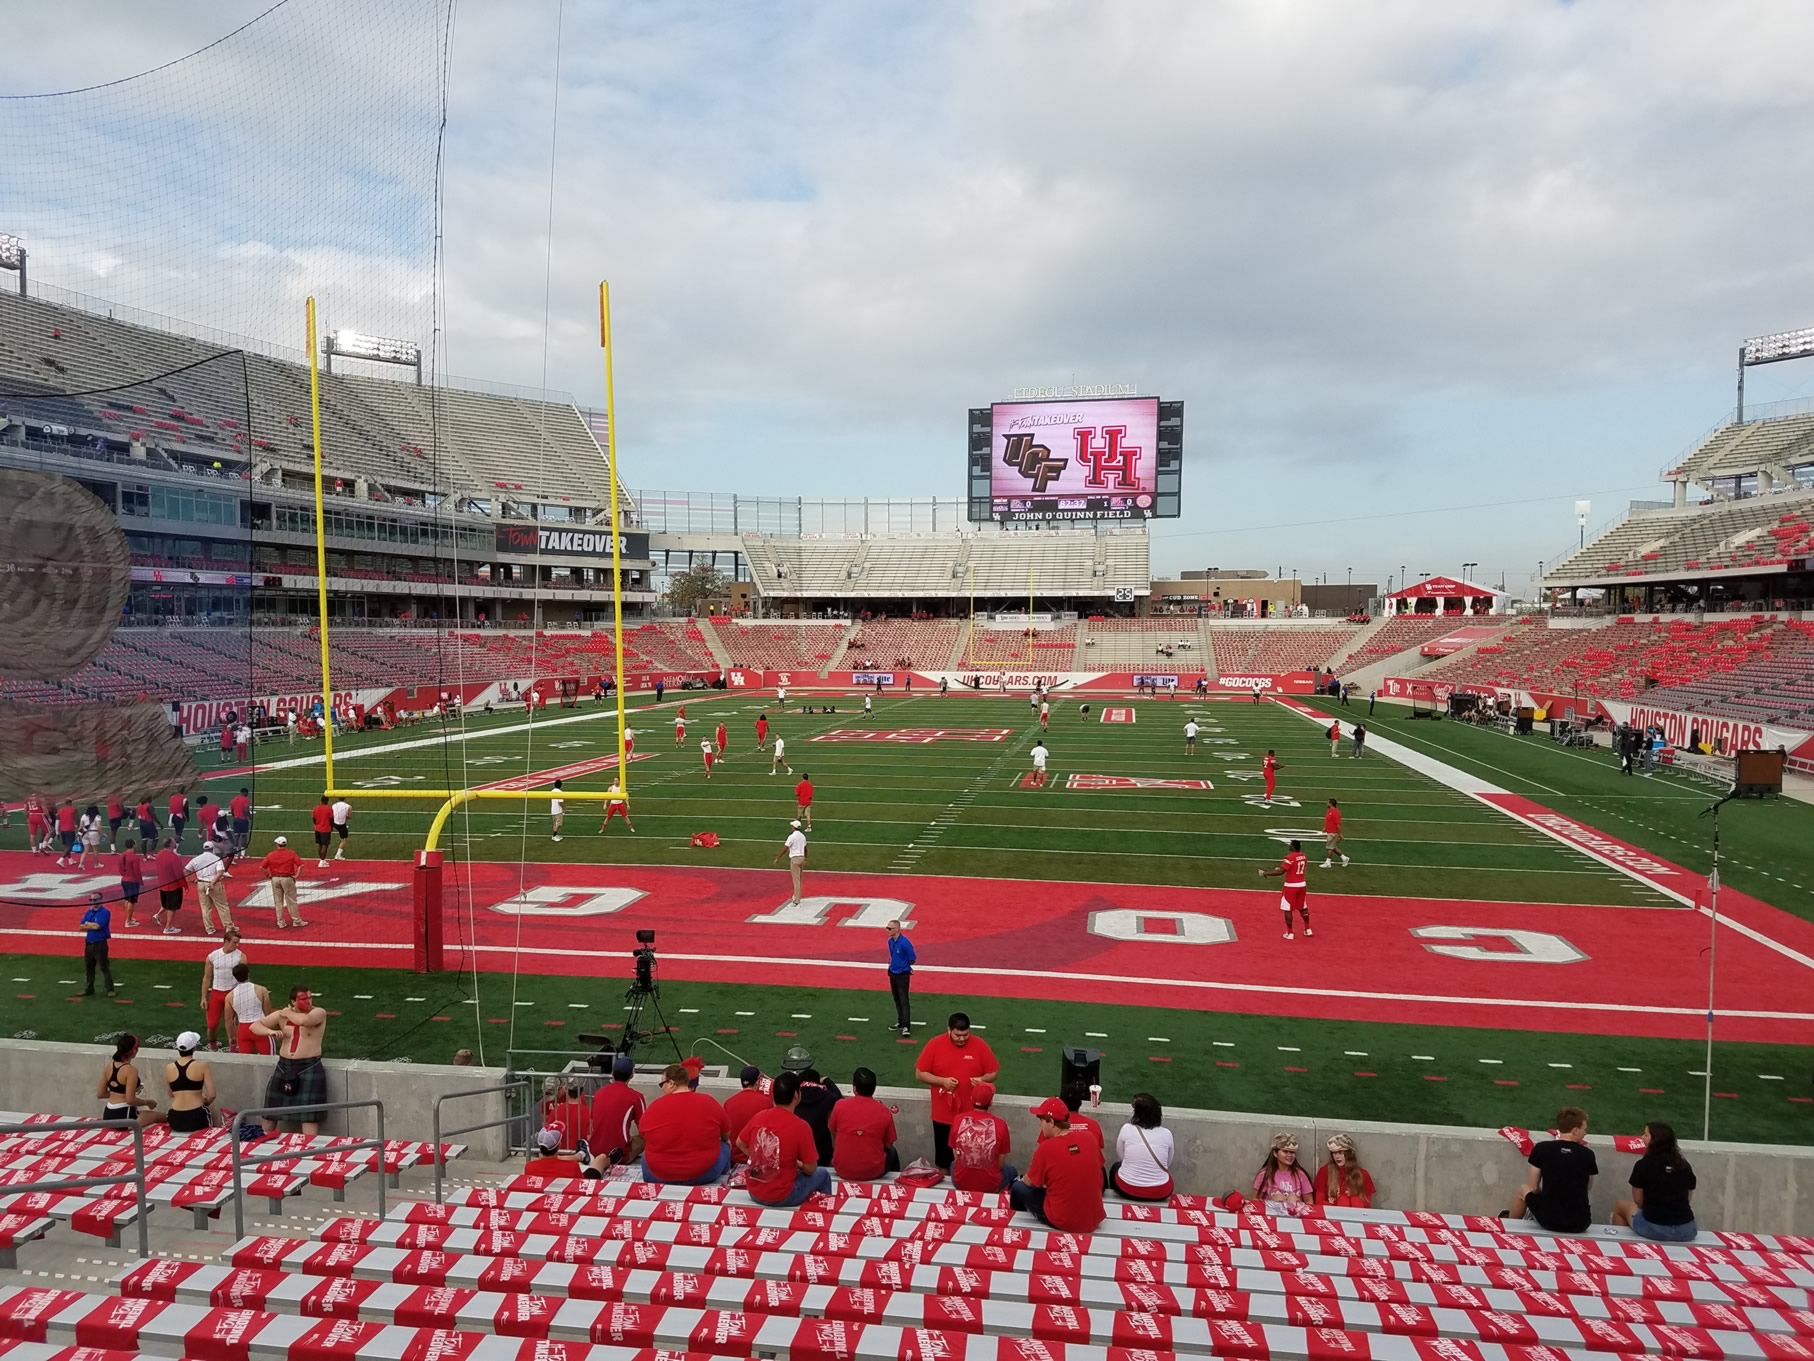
[1302, 695, 1814, 921]
[6, 689, 1811, 1144]
[5, 956, 1806, 1144]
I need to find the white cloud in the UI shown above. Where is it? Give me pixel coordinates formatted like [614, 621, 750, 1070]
[8, 0, 1814, 583]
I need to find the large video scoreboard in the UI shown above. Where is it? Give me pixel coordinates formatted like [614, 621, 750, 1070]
[967, 395, 1182, 522]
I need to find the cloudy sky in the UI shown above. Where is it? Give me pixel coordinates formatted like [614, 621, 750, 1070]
[8, 0, 1814, 590]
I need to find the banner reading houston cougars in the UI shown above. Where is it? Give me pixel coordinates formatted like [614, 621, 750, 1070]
[989, 397, 1159, 520]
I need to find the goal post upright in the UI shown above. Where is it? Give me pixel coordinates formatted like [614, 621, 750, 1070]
[402, 283, 634, 970]
[306, 297, 338, 792]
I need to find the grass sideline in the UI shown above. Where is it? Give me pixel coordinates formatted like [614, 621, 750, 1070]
[3, 955, 1809, 1143]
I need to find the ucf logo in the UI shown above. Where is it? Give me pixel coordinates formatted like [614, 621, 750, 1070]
[1001, 433, 1068, 492]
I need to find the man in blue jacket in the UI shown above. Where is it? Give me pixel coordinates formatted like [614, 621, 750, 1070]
[886, 919, 916, 1036]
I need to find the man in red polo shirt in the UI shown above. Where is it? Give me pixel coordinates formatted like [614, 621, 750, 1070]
[826, 1066, 897, 1181]
[724, 1066, 770, 1163]
[794, 773, 815, 831]
[586, 1055, 647, 1167]
[638, 1063, 732, 1185]
[738, 1071, 829, 1206]
[1010, 1096, 1105, 1231]
[915, 1011, 999, 1172]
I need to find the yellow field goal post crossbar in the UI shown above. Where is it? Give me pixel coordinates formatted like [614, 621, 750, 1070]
[306, 285, 634, 853]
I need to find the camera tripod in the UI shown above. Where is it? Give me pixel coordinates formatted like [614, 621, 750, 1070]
[619, 978, 682, 1061]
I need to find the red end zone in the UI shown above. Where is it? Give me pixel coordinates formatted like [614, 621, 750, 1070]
[2, 852, 1807, 1043]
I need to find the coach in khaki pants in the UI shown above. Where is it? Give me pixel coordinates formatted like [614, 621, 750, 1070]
[772, 820, 808, 905]
[185, 840, 236, 934]
[259, 835, 307, 930]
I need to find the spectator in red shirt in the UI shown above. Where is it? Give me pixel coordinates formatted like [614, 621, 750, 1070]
[1037, 1084, 1105, 1152]
[639, 1063, 732, 1185]
[523, 1124, 586, 1181]
[948, 1082, 1015, 1192]
[260, 836, 306, 930]
[153, 838, 186, 935]
[724, 1066, 770, 1163]
[915, 1011, 1000, 1171]
[586, 1055, 647, 1167]
[793, 773, 814, 831]
[539, 1080, 588, 1153]
[1010, 1096, 1105, 1232]
[310, 797, 334, 868]
[737, 1070, 829, 1206]
[826, 1067, 897, 1181]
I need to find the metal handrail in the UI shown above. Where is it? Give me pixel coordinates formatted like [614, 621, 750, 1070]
[0, 1117, 149, 1259]
[229, 1099, 385, 1239]
[431, 1079, 531, 1204]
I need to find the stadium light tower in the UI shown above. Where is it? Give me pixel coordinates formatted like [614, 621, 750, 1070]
[1737, 326, 1814, 420]
[324, 328, 423, 385]
[0, 234, 25, 296]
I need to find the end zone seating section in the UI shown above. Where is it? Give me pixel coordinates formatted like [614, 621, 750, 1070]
[1673, 412, 1814, 488]
[959, 626, 1079, 670]
[715, 624, 848, 674]
[1424, 616, 1813, 704]
[841, 620, 962, 670]
[1206, 627, 1359, 678]
[0, 1172, 1798, 1361]
[742, 532, 1151, 602]
[1079, 619, 1208, 673]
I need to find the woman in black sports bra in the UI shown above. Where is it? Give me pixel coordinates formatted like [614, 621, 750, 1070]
[95, 1034, 159, 1127]
[163, 1030, 216, 1133]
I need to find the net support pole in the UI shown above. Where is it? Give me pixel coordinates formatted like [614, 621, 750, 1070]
[305, 297, 337, 791]
[413, 849, 444, 974]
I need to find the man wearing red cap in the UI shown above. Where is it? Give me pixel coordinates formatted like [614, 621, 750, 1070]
[1010, 1096, 1105, 1231]
[948, 1082, 1015, 1192]
[914, 1011, 999, 1172]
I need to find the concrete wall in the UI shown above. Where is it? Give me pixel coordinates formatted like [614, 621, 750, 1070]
[6, 1038, 1807, 1232]
[0, 1040, 514, 1160]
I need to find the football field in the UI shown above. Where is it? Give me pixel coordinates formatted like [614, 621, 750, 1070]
[4, 688, 1813, 1144]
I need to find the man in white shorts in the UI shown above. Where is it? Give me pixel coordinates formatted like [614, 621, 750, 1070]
[674, 710, 687, 746]
[777, 685, 788, 707]
[770, 734, 793, 776]
[1184, 719, 1198, 755]
[329, 797, 353, 860]
[1029, 740, 1049, 788]
[863, 693, 873, 719]
[549, 781, 565, 842]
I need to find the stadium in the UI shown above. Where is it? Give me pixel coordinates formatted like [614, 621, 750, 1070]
[0, 2, 1812, 1353]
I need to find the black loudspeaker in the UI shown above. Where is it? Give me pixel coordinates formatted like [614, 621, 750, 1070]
[1061, 1046, 1101, 1093]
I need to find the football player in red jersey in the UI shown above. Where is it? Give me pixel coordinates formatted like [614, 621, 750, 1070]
[1258, 839, 1312, 940]
[1261, 750, 1282, 806]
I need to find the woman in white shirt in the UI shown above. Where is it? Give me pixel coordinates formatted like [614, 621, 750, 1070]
[1110, 1092, 1175, 1201]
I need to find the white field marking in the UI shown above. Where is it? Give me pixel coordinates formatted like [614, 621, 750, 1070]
[1478, 1058, 1503, 1065]
[404, 997, 427, 1003]
[1412, 1055, 1436, 1061]
[1086, 1032, 1108, 1039]
[1025, 1028, 1046, 1034]
[1148, 1037, 1170, 1043]
[515, 1001, 534, 1007]
[1272, 697, 1814, 970]
[1548, 1063, 1572, 1069]
[1689, 1070, 1708, 1077]
[1618, 1066, 1642, 1072]
[791, 1013, 812, 1019]
[1345, 1051, 1368, 1057]
[1276, 1046, 1300, 1052]
[153, 984, 171, 990]
[679, 1008, 699, 1014]
[24, 936, 1799, 1030]
[353, 994, 374, 1000]
[847, 1017, 869, 1023]
[567, 1003, 589, 1009]
[1760, 1074, 1783, 1080]
[8, 977, 26, 983]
